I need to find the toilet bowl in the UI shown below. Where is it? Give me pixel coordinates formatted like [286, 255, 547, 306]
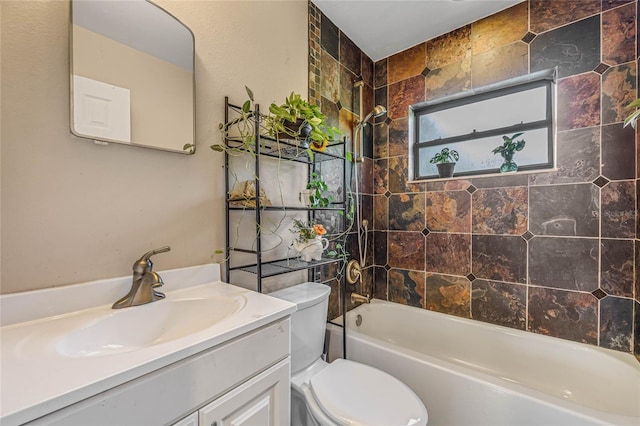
[270, 282, 428, 426]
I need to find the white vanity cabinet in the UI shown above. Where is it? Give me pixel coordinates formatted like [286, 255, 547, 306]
[180, 358, 289, 426]
[26, 318, 291, 426]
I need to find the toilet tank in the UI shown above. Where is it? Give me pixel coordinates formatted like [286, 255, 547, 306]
[269, 282, 330, 374]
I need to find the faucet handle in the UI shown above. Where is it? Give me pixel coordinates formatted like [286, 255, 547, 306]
[133, 246, 171, 274]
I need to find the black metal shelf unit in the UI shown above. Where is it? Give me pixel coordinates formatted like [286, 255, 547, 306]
[223, 97, 347, 293]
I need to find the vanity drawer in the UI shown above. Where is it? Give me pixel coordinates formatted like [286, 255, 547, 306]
[28, 318, 290, 426]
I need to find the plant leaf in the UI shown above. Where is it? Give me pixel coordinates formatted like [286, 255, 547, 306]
[245, 86, 254, 101]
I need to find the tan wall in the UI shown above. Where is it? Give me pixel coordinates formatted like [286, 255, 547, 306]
[0, 0, 308, 293]
[72, 24, 193, 151]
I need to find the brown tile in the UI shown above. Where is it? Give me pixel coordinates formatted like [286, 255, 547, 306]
[557, 73, 601, 131]
[327, 278, 341, 321]
[600, 296, 633, 352]
[529, 127, 601, 186]
[471, 174, 528, 189]
[320, 96, 339, 131]
[321, 50, 340, 103]
[472, 187, 528, 235]
[373, 195, 388, 231]
[600, 238, 635, 297]
[339, 31, 361, 76]
[601, 123, 636, 180]
[425, 180, 472, 192]
[471, 279, 526, 329]
[601, 180, 636, 238]
[425, 191, 471, 233]
[374, 59, 387, 89]
[531, 15, 601, 79]
[635, 241, 640, 303]
[603, 0, 635, 12]
[388, 43, 426, 85]
[529, 184, 599, 237]
[389, 269, 425, 308]
[373, 266, 388, 300]
[471, 42, 528, 88]
[388, 75, 425, 119]
[388, 118, 408, 157]
[360, 157, 374, 194]
[388, 193, 425, 231]
[528, 287, 598, 345]
[530, 0, 601, 33]
[529, 236, 599, 292]
[425, 273, 471, 318]
[602, 2, 637, 65]
[388, 156, 425, 194]
[339, 64, 356, 113]
[602, 62, 637, 124]
[471, 2, 528, 55]
[426, 25, 471, 70]
[374, 231, 387, 266]
[373, 121, 388, 159]
[361, 54, 374, 88]
[373, 158, 388, 195]
[425, 59, 472, 101]
[472, 235, 527, 284]
[425, 233, 471, 276]
[388, 231, 425, 270]
[339, 109, 356, 141]
[321, 12, 339, 61]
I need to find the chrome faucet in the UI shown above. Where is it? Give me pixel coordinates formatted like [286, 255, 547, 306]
[112, 246, 171, 309]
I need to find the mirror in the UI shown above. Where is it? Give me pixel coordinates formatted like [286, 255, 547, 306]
[70, 0, 195, 154]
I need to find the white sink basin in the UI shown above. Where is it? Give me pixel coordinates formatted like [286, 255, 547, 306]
[57, 296, 245, 357]
[10, 287, 247, 360]
[1, 264, 297, 426]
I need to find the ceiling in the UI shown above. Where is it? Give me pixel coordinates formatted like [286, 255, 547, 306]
[313, 0, 523, 62]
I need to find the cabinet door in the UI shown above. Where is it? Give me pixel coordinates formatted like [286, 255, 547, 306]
[199, 359, 290, 426]
[172, 412, 199, 426]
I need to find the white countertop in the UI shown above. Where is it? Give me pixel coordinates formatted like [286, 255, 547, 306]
[0, 264, 296, 425]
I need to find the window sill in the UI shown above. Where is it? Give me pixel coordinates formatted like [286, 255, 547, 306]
[409, 167, 559, 184]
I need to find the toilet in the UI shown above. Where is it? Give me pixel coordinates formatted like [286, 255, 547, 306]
[270, 282, 428, 426]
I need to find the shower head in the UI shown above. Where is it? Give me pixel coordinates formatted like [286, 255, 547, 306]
[361, 105, 387, 124]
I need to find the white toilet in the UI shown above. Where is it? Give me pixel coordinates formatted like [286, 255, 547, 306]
[271, 282, 428, 426]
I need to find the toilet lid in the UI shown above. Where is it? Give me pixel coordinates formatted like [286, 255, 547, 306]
[309, 359, 428, 426]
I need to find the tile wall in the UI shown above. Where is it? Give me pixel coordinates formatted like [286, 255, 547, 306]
[309, 0, 639, 355]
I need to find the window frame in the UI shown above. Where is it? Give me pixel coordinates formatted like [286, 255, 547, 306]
[409, 69, 557, 181]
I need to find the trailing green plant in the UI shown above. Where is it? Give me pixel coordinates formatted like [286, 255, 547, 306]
[305, 172, 333, 207]
[268, 92, 342, 149]
[623, 97, 640, 129]
[429, 147, 459, 164]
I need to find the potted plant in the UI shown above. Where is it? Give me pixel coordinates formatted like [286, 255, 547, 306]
[429, 147, 459, 178]
[290, 219, 329, 262]
[268, 92, 342, 151]
[492, 132, 525, 173]
[300, 172, 333, 207]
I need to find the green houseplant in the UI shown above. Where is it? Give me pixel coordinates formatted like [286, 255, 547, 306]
[492, 132, 525, 173]
[429, 147, 459, 178]
[268, 92, 342, 151]
[299, 172, 333, 208]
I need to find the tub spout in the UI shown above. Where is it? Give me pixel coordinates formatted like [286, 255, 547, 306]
[351, 292, 370, 304]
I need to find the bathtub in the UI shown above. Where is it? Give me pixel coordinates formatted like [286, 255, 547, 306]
[326, 300, 640, 426]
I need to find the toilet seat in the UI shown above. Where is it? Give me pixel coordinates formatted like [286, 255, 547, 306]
[309, 359, 428, 426]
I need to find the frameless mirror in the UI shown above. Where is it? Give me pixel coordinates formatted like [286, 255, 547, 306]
[70, 0, 195, 154]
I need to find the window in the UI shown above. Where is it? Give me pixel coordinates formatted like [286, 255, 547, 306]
[410, 69, 556, 180]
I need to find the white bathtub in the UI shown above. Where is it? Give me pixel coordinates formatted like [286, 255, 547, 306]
[326, 300, 640, 426]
